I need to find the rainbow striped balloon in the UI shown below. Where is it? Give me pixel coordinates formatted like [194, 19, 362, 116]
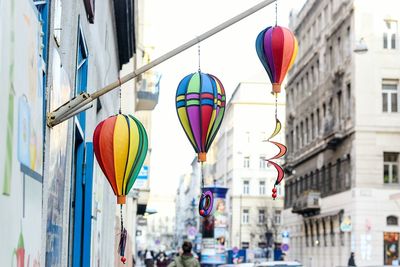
[256, 25, 298, 93]
[176, 72, 226, 162]
[93, 114, 148, 204]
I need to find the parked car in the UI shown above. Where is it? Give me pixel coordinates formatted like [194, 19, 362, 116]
[255, 261, 303, 267]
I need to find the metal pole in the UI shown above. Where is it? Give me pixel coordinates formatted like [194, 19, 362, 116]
[47, 0, 276, 127]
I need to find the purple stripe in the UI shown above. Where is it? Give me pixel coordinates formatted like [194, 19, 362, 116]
[264, 28, 276, 82]
[186, 94, 200, 100]
[187, 106, 201, 150]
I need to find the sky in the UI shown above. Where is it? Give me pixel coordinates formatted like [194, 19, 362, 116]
[145, 0, 306, 207]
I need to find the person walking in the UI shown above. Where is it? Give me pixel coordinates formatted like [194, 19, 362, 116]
[167, 241, 200, 267]
[144, 249, 155, 267]
[348, 252, 357, 267]
[156, 251, 169, 267]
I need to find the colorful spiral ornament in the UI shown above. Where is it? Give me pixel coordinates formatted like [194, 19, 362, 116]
[198, 190, 214, 217]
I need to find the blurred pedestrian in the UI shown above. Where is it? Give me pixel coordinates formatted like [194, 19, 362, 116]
[144, 248, 155, 267]
[167, 241, 200, 267]
[348, 252, 356, 267]
[156, 251, 169, 267]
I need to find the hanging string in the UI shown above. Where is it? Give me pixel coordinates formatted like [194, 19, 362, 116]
[197, 37, 201, 72]
[118, 77, 122, 114]
[275, 92, 278, 120]
[275, 0, 278, 26]
[201, 161, 204, 188]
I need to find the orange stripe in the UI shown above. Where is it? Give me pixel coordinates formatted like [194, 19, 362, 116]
[99, 116, 118, 194]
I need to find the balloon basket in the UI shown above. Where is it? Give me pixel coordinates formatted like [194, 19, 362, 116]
[272, 83, 281, 93]
[198, 152, 206, 162]
[117, 196, 126, 204]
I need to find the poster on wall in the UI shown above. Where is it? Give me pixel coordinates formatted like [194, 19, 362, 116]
[45, 49, 72, 266]
[201, 187, 228, 265]
[0, 0, 43, 265]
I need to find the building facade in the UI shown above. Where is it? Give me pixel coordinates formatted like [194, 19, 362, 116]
[0, 0, 159, 266]
[211, 82, 285, 257]
[284, 0, 400, 266]
[174, 159, 203, 250]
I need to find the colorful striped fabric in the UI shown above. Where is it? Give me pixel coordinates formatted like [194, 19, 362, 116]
[93, 114, 148, 204]
[176, 72, 226, 162]
[256, 25, 298, 93]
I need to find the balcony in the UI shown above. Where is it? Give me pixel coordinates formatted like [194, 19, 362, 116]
[292, 190, 321, 217]
[135, 77, 160, 111]
[323, 117, 345, 148]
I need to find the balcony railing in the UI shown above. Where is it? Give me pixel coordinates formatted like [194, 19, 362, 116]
[292, 190, 321, 217]
[136, 77, 160, 111]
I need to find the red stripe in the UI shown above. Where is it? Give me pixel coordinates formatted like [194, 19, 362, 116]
[272, 27, 285, 83]
[93, 121, 108, 181]
[201, 106, 213, 152]
[99, 116, 118, 194]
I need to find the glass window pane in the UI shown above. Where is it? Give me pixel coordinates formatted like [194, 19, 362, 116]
[392, 93, 398, 112]
[385, 153, 399, 162]
[391, 34, 396, 49]
[383, 93, 388, 112]
[383, 84, 398, 90]
[393, 165, 398, 183]
[384, 33, 388, 48]
[384, 164, 390, 183]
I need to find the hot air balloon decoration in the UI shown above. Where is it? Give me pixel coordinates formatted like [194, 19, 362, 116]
[93, 114, 148, 263]
[175, 71, 226, 217]
[256, 25, 298, 199]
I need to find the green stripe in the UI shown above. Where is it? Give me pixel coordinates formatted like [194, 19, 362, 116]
[126, 116, 148, 193]
[187, 99, 200, 106]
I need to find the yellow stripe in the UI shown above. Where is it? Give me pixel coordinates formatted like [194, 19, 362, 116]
[177, 108, 197, 148]
[206, 109, 217, 139]
[123, 116, 139, 191]
[176, 95, 185, 101]
[113, 115, 129, 195]
[288, 37, 298, 71]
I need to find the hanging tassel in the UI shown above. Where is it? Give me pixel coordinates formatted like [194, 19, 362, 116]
[118, 228, 127, 264]
[119, 205, 127, 264]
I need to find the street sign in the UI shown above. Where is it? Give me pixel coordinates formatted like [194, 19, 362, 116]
[133, 165, 149, 189]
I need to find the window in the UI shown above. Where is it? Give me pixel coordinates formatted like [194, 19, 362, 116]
[305, 222, 309, 247]
[337, 91, 342, 129]
[330, 218, 335, 246]
[259, 181, 266, 195]
[259, 156, 266, 169]
[243, 180, 250, 195]
[76, 27, 89, 131]
[384, 152, 399, 184]
[242, 209, 249, 224]
[336, 159, 342, 191]
[311, 113, 315, 140]
[300, 121, 304, 148]
[347, 83, 352, 117]
[316, 108, 320, 136]
[305, 117, 309, 144]
[243, 156, 250, 168]
[387, 216, 399, 226]
[274, 210, 281, 225]
[382, 80, 399, 112]
[258, 210, 266, 224]
[383, 20, 398, 49]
